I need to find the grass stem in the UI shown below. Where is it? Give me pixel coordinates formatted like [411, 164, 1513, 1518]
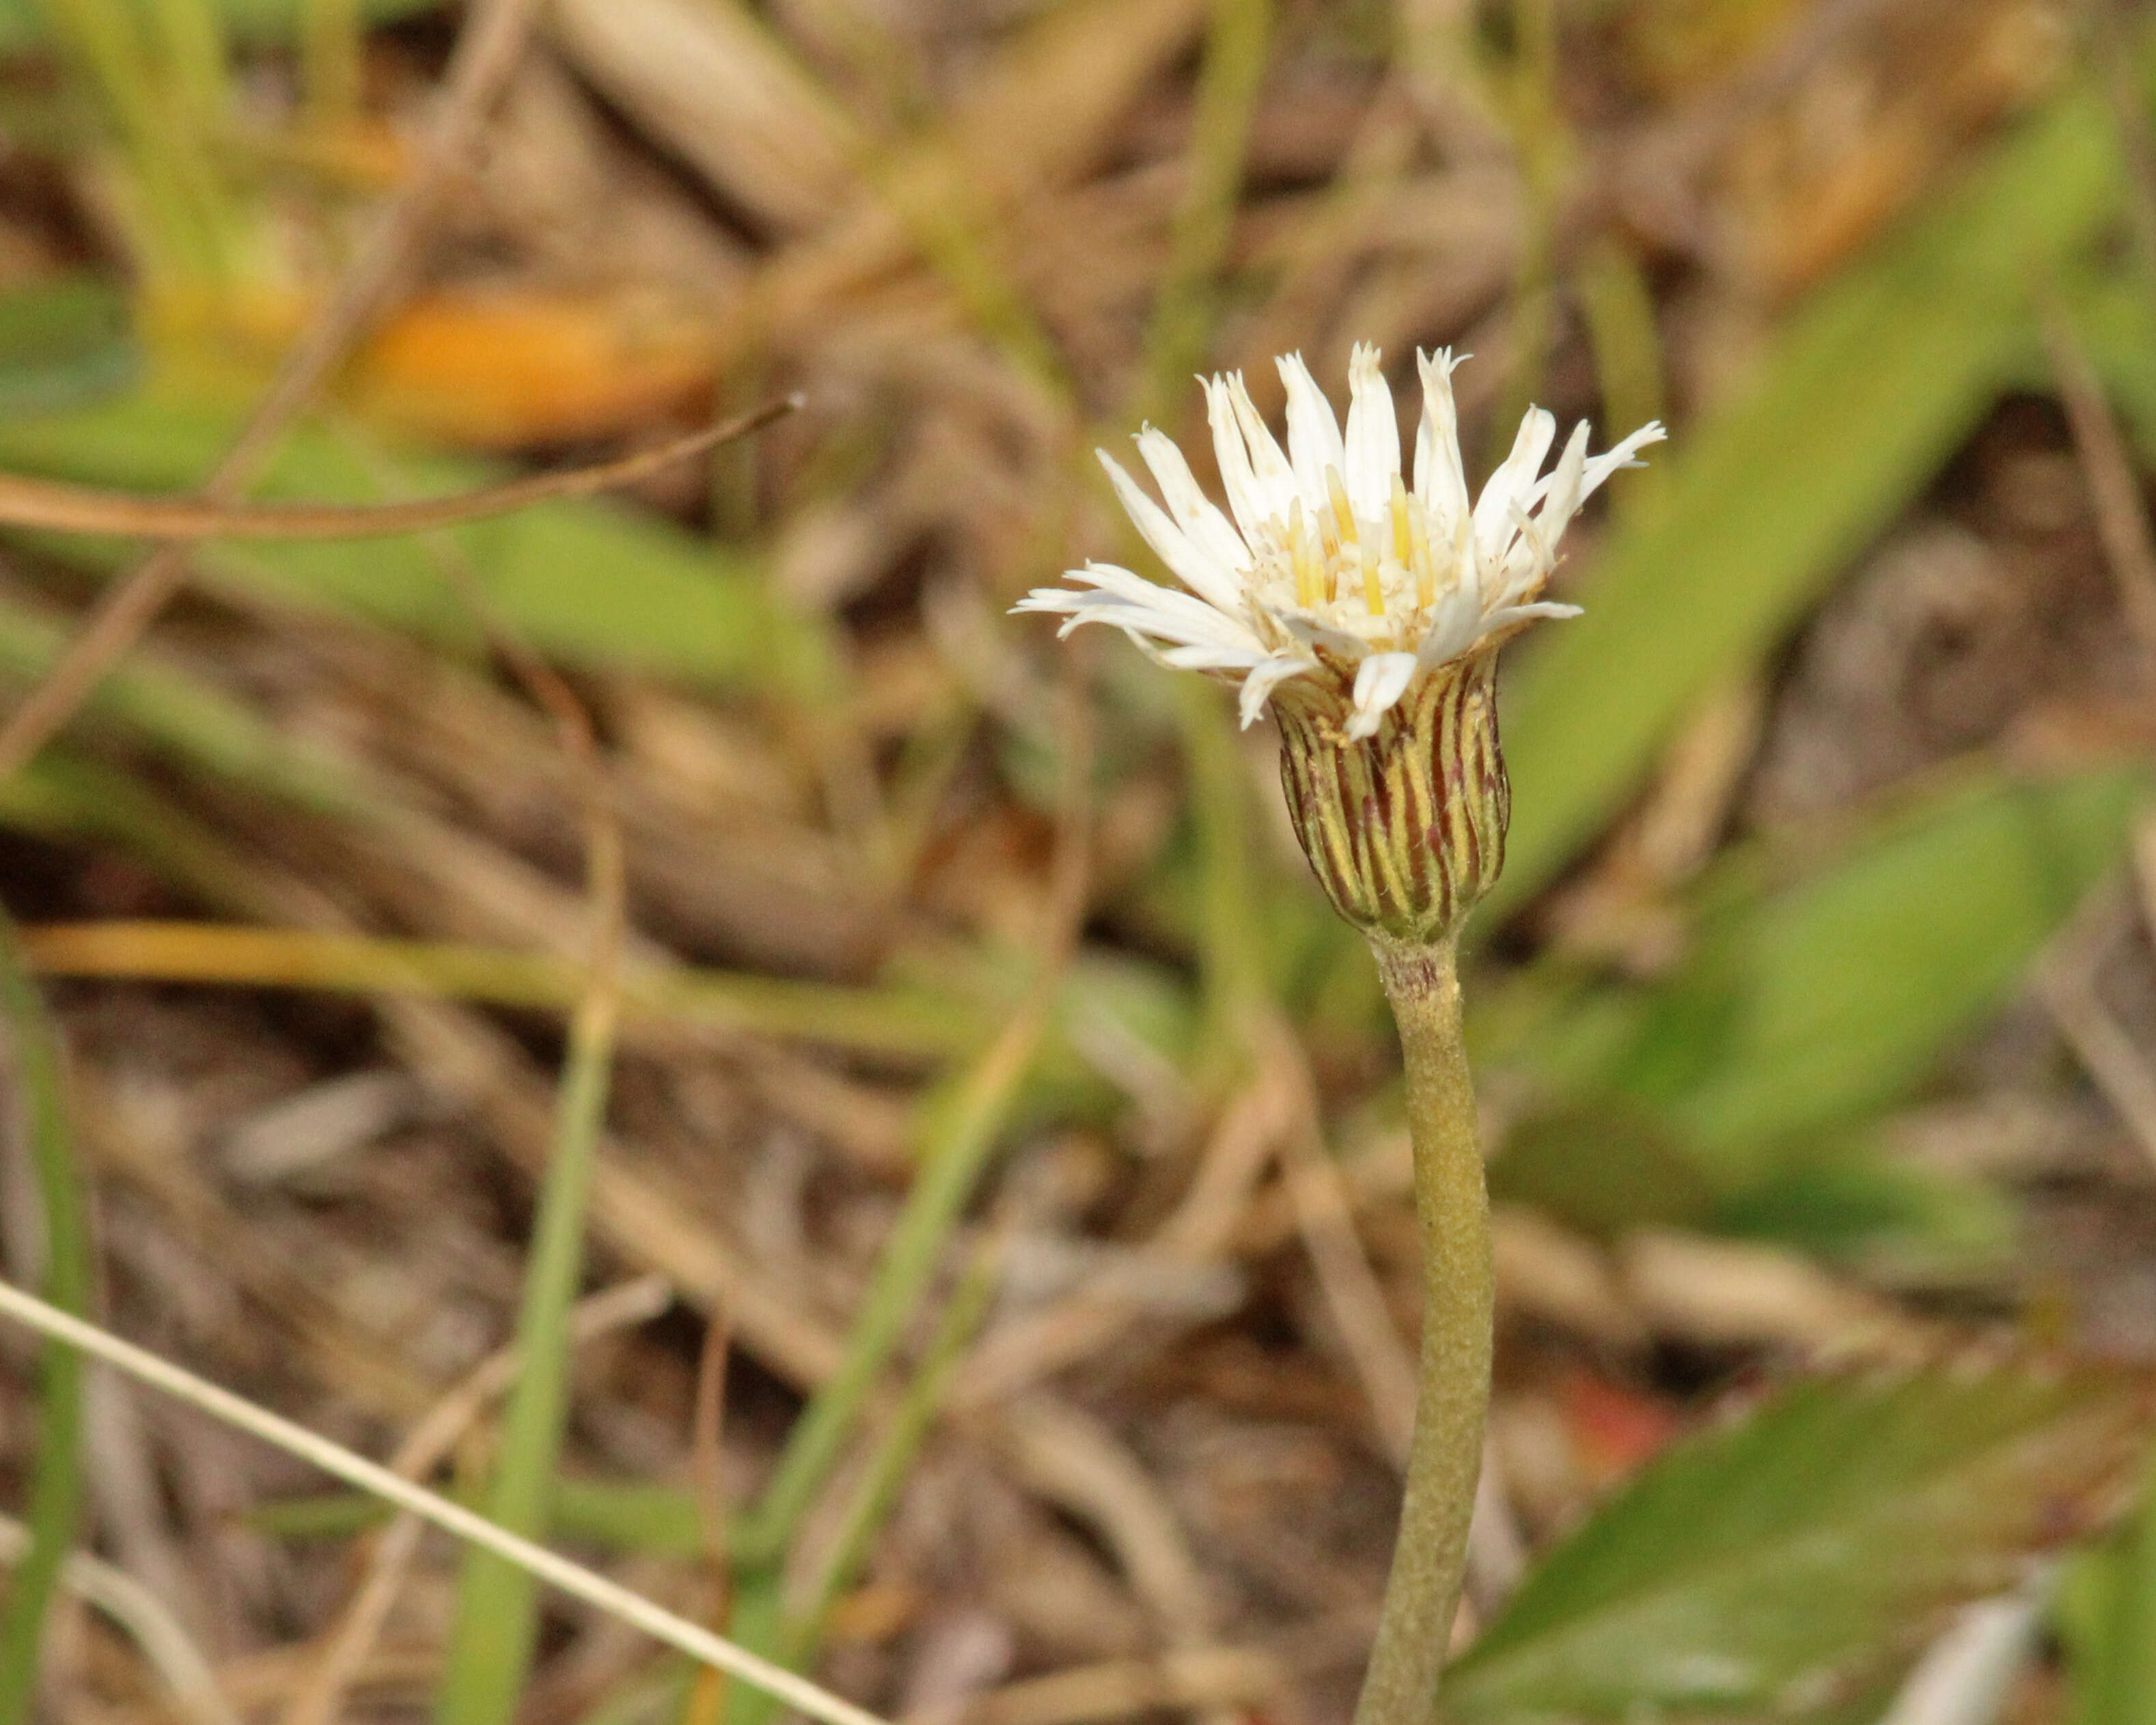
[0, 1275, 889, 1725]
[719, 667, 1090, 1725]
[0, 910, 90, 1725]
[432, 546, 632, 1725]
[19, 922, 980, 1062]
[2084, 1440, 2156, 1725]
[1136, 0, 1274, 423]
[785, 1239, 1003, 1658]
[732, 988, 1053, 1573]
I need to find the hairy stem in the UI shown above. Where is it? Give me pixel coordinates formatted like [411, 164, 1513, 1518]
[1353, 937, 1492, 1725]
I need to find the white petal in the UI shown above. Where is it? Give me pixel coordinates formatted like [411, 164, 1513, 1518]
[1414, 583, 1489, 670]
[1474, 408, 1556, 570]
[1135, 426, 1250, 580]
[1413, 349, 1473, 553]
[1342, 342, 1400, 521]
[1098, 450, 1245, 613]
[1013, 584, 1088, 611]
[1204, 375, 1271, 547]
[1048, 604, 1233, 650]
[1577, 421, 1668, 503]
[1112, 625, 1250, 668]
[1021, 562, 1264, 653]
[1237, 653, 1316, 726]
[1278, 611, 1377, 659]
[1028, 559, 1216, 618]
[1277, 351, 1345, 512]
[1015, 353, 1643, 713]
[1158, 643, 1267, 670]
[1067, 598, 1256, 651]
[1225, 370, 1298, 525]
[1346, 651, 1419, 739]
[1087, 633, 1274, 695]
[1480, 600, 1581, 633]
[1534, 421, 1592, 540]
[1487, 497, 1560, 607]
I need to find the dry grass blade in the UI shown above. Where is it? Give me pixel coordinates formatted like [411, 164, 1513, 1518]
[0, 1514, 238, 1725]
[952, 1074, 1284, 1411]
[278, 1276, 669, 1725]
[933, 1646, 1285, 1725]
[2033, 881, 2156, 1174]
[0, 0, 543, 785]
[429, 504, 633, 1725]
[986, 1396, 1218, 1651]
[1875, 1581, 2049, 1725]
[14, 922, 970, 1061]
[372, 992, 848, 1391]
[0, 1276, 894, 1725]
[2038, 295, 2156, 659]
[1266, 1015, 1417, 1468]
[735, 659, 1094, 1567]
[6, 4, 2153, 1718]
[0, 399, 799, 542]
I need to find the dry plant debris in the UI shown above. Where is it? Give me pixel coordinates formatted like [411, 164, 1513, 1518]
[0, 0, 2155, 1722]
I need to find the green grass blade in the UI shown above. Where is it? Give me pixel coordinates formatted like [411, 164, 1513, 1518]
[783, 1242, 1001, 1663]
[1445, 1368, 2149, 1721]
[717, 941, 1070, 1725]
[432, 980, 620, 1725]
[1492, 75, 2131, 915]
[0, 909, 92, 1724]
[1573, 236, 1669, 524]
[0, 585, 386, 822]
[1491, 760, 2147, 1202]
[247, 1475, 724, 1558]
[0, 0, 436, 47]
[1650, 762, 2146, 1173]
[0, 395, 831, 698]
[0, 275, 138, 416]
[713, 1251, 998, 1725]
[732, 998, 1055, 1571]
[2074, 1443, 2156, 1725]
[0, 751, 288, 917]
[1478, 760, 2145, 1264]
[1133, 0, 1273, 422]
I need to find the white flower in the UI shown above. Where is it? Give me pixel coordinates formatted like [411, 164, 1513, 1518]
[1016, 346, 1663, 740]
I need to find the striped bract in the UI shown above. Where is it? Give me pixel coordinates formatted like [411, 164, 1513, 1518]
[1274, 650, 1508, 946]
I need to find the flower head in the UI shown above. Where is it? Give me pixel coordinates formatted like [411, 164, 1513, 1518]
[1017, 345, 1662, 741]
[1020, 346, 1661, 946]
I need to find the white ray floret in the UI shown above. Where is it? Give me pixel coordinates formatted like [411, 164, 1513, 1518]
[1017, 345, 1663, 739]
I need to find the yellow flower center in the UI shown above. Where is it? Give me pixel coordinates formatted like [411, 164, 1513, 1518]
[1264, 466, 1448, 627]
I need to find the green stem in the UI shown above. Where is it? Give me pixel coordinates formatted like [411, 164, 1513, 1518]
[731, 993, 1049, 1572]
[782, 1241, 1001, 1661]
[2084, 1438, 2156, 1725]
[0, 910, 90, 1725]
[1353, 937, 1492, 1725]
[432, 977, 621, 1725]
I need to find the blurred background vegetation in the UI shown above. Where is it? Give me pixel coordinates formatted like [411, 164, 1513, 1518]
[5, 0, 2156, 1722]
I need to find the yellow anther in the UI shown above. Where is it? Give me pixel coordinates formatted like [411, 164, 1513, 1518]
[1288, 499, 1319, 608]
[1325, 467, 1359, 548]
[1407, 495, 1437, 608]
[1360, 535, 1385, 617]
[1390, 474, 1414, 570]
